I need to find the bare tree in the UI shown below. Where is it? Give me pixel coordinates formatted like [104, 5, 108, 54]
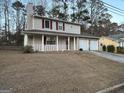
[12, 0, 24, 32]
[3, 0, 12, 41]
[89, 0, 108, 26]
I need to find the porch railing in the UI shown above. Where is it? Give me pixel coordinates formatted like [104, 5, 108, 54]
[44, 45, 57, 51]
[32, 44, 67, 51]
[33, 44, 42, 51]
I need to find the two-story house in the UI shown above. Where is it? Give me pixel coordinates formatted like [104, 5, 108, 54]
[23, 3, 99, 52]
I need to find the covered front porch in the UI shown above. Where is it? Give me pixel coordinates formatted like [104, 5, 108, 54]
[24, 34, 79, 51]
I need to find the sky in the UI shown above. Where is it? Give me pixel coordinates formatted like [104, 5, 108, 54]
[11, 0, 124, 25]
[102, 0, 124, 24]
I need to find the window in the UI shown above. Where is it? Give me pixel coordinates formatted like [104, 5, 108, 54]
[45, 36, 56, 45]
[45, 20, 50, 28]
[59, 26, 63, 30]
[58, 22, 63, 30]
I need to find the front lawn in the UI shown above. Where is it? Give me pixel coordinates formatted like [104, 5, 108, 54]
[0, 51, 124, 93]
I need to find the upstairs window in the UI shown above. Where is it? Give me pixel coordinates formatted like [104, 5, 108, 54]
[58, 22, 63, 30]
[45, 20, 50, 28]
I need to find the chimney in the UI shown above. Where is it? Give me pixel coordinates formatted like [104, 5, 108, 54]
[26, 3, 34, 15]
[25, 3, 34, 30]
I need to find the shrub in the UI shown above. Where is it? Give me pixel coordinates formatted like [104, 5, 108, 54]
[107, 45, 115, 53]
[117, 47, 124, 53]
[23, 45, 33, 53]
[102, 45, 106, 51]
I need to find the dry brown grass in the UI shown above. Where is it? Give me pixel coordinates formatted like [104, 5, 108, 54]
[0, 50, 124, 93]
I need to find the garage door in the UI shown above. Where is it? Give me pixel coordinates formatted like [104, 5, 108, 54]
[90, 40, 99, 50]
[79, 39, 89, 50]
[120, 42, 124, 47]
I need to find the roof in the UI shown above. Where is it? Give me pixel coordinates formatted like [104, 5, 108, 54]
[109, 34, 124, 39]
[22, 30, 100, 39]
[104, 34, 124, 42]
[33, 15, 81, 26]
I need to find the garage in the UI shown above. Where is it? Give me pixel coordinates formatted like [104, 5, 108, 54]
[79, 38, 99, 51]
[120, 42, 124, 47]
[89, 40, 99, 50]
[79, 39, 89, 50]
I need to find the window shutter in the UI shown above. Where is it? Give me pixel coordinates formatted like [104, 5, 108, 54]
[56, 21, 58, 30]
[42, 19, 44, 28]
[50, 20, 52, 29]
[63, 22, 65, 31]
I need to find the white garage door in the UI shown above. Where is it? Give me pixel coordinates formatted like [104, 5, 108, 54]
[120, 42, 124, 47]
[90, 40, 99, 50]
[79, 39, 89, 50]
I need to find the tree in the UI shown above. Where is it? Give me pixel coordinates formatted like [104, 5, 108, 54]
[4, 0, 8, 40]
[48, 5, 60, 18]
[60, 1, 69, 20]
[70, 0, 90, 23]
[70, 0, 77, 22]
[12, 0, 25, 45]
[34, 0, 47, 16]
[12, 0, 24, 32]
[89, 0, 108, 26]
[48, 0, 69, 20]
[34, 5, 45, 16]
[76, 0, 89, 23]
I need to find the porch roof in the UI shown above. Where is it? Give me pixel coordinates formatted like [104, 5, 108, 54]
[22, 30, 100, 39]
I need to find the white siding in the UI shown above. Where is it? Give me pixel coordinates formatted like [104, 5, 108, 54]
[52, 21, 56, 30]
[32, 18, 80, 34]
[65, 24, 80, 34]
[33, 18, 42, 30]
[58, 37, 67, 51]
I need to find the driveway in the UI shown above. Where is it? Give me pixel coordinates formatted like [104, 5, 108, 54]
[91, 51, 124, 63]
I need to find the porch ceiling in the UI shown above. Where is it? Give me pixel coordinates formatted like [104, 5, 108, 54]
[22, 30, 100, 39]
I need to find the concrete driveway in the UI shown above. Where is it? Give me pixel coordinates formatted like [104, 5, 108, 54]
[91, 51, 124, 63]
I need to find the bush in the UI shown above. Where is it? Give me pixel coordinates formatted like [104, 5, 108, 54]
[102, 45, 106, 51]
[117, 47, 124, 53]
[107, 45, 115, 53]
[23, 45, 33, 53]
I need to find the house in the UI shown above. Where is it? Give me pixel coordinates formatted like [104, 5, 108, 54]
[22, 3, 99, 52]
[99, 34, 124, 51]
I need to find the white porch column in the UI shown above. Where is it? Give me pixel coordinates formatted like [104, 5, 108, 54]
[77, 37, 79, 50]
[42, 35, 44, 51]
[32, 35, 35, 50]
[68, 37, 70, 50]
[56, 35, 59, 51]
[24, 34, 28, 46]
[74, 37, 76, 50]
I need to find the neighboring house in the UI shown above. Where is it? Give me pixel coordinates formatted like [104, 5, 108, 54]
[119, 24, 124, 32]
[99, 34, 124, 51]
[22, 3, 99, 52]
